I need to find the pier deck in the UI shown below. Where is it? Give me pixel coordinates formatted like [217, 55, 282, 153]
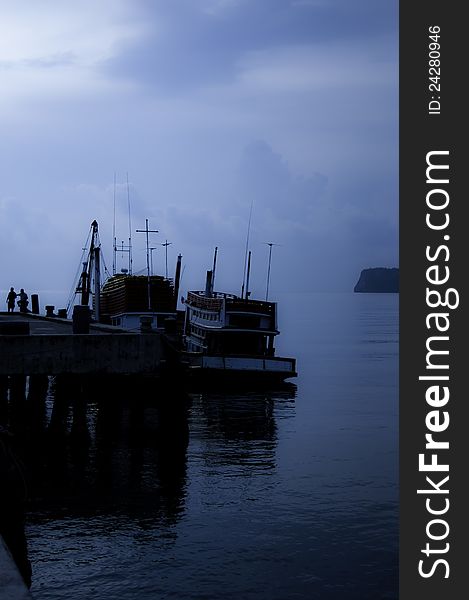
[0, 313, 164, 376]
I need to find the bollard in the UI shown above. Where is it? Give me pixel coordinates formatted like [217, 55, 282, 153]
[45, 305, 55, 317]
[31, 294, 40, 314]
[57, 309, 67, 319]
[72, 305, 91, 334]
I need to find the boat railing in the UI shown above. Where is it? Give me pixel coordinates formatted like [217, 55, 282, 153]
[226, 299, 276, 316]
[188, 290, 237, 300]
[186, 291, 237, 310]
[181, 350, 295, 365]
[186, 291, 277, 318]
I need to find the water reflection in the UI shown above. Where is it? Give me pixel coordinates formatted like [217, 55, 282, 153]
[2, 374, 297, 598]
[2, 376, 188, 598]
[1, 375, 190, 532]
[188, 386, 297, 474]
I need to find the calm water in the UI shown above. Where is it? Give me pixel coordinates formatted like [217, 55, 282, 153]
[18, 292, 397, 599]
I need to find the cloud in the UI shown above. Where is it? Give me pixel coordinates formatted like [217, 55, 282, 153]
[0, 1, 398, 301]
[103, 0, 397, 92]
[235, 140, 328, 223]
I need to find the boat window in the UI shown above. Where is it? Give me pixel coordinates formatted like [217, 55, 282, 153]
[229, 314, 261, 329]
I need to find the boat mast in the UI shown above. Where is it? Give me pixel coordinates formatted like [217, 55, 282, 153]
[174, 254, 182, 310]
[211, 246, 218, 295]
[264, 242, 279, 301]
[78, 220, 99, 307]
[94, 244, 101, 321]
[112, 174, 132, 275]
[126, 173, 133, 275]
[112, 172, 117, 276]
[149, 247, 157, 276]
[161, 240, 172, 279]
[241, 200, 254, 299]
[245, 250, 252, 300]
[136, 218, 159, 310]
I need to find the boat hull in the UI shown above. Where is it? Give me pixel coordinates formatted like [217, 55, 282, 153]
[181, 352, 297, 383]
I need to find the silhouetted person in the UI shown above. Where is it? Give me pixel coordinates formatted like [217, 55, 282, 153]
[6, 287, 17, 313]
[17, 289, 29, 313]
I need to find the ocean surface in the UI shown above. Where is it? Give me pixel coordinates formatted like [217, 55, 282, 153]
[14, 292, 398, 599]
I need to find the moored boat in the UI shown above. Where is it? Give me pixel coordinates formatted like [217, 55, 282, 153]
[99, 271, 179, 330]
[181, 270, 297, 382]
[69, 220, 182, 332]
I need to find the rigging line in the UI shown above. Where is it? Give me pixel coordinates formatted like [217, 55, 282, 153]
[66, 225, 93, 312]
[100, 252, 111, 287]
[113, 172, 117, 276]
[127, 172, 133, 274]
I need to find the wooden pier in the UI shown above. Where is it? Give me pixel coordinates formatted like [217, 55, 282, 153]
[0, 313, 164, 376]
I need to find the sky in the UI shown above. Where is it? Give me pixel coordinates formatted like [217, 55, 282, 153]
[1, 0, 398, 308]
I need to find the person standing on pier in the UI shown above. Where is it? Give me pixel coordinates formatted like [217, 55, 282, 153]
[17, 289, 29, 313]
[6, 287, 17, 313]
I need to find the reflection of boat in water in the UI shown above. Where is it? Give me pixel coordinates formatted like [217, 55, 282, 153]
[189, 387, 296, 472]
[181, 267, 297, 383]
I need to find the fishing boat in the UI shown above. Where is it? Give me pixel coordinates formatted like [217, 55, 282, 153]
[69, 220, 182, 332]
[181, 254, 297, 383]
[69, 222, 296, 383]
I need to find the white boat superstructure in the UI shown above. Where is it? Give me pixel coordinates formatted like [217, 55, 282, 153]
[182, 283, 296, 381]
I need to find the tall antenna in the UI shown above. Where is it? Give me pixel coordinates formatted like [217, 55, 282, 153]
[263, 242, 281, 301]
[245, 250, 252, 300]
[136, 219, 159, 310]
[112, 172, 117, 276]
[161, 240, 172, 279]
[212, 246, 218, 294]
[241, 199, 254, 299]
[127, 173, 133, 274]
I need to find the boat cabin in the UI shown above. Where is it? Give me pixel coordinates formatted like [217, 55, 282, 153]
[184, 290, 278, 357]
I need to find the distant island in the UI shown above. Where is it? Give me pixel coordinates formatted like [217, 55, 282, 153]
[354, 268, 399, 293]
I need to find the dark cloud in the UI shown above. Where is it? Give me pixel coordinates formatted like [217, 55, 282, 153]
[1, 0, 398, 301]
[236, 140, 328, 220]
[103, 0, 397, 90]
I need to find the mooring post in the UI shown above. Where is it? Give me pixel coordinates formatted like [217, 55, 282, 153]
[30, 294, 39, 315]
[72, 305, 91, 334]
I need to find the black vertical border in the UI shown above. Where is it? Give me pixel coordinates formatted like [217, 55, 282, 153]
[400, 3, 467, 598]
